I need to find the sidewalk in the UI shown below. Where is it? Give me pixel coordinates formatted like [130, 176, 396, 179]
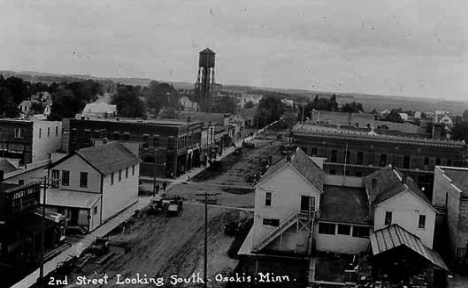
[11, 137, 250, 288]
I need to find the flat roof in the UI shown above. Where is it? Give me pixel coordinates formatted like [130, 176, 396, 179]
[319, 185, 370, 225]
[72, 117, 202, 127]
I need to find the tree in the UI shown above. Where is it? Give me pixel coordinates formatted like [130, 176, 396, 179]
[463, 109, 468, 122]
[211, 96, 237, 114]
[256, 96, 286, 126]
[340, 101, 364, 113]
[385, 109, 404, 123]
[0, 87, 19, 118]
[111, 84, 146, 118]
[450, 121, 468, 142]
[244, 101, 255, 109]
[49, 87, 86, 120]
[145, 81, 178, 116]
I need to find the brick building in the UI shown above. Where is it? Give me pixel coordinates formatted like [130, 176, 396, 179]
[292, 123, 467, 195]
[62, 118, 203, 178]
[0, 119, 63, 165]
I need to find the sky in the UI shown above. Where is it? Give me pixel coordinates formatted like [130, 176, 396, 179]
[1, 0, 467, 101]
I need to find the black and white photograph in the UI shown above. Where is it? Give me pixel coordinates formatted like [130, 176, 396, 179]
[1, 0, 468, 287]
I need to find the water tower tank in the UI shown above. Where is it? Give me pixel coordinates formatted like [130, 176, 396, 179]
[199, 48, 215, 68]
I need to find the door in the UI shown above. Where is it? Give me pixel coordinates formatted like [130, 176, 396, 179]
[70, 209, 79, 225]
[300, 196, 315, 213]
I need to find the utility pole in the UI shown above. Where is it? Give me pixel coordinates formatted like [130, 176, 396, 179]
[195, 192, 220, 288]
[301, 105, 305, 123]
[36, 176, 60, 288]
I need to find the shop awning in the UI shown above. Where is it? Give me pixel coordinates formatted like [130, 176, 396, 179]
[370, 224, 449, 271]
[41, 188, 101, 209]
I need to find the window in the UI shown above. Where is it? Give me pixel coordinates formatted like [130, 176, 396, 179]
[331, 150, 338, 163]
[51, 170, 60, 187]
[311, 147, 318, 156]
[111, 173, 114, 185]
[118, 170, 122, 181]
[56, 126, 59, 136]
[71, 128, 77, 140]
[457, 248, 466, 259]
[403, 155, 410, 169]
[418, 215, 426, 228]
[345, 150, 351, 164]
[47, 127, 50, 137]
[123, 133, 130, 141]
[436, 158, 441, 166]
[447, 158, 453, 166]
[143, 134, 149, 144]
[265, 192, 272, 206]
[263, 218, 280, 227]
[385, 211, 392, 226]
[39, 128, 42, 139]
[338, 224, 351, 235]
[14, 128, 22, 138]
[94, 130, 101, 138]
[330, 169, 336, 175]
[114, 132, 120, 140]
[125, 167, 129, 178]
[380, 154, 387, 166]
[153, 136, 159, 147]
[80, 172, 88, 188]
[94, 206, 98, 215]
[357, 152, 364, 165]
[62, 170, 70, 186]
[424, 157, 430, 166]
[132, 165, 135, 176]
[18, 179, 24, 185]
[352, 226, 370, 238]
[300, 196, 315, 213]
[84, 130, 91, 142]
[318, 223, 336, 235]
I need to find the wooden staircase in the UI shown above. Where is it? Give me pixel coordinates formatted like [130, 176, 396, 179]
[252, 212, 299, 253]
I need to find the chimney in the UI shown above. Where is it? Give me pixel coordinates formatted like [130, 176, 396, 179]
[402, 175, 407, 184]
[103, 137, 108, 144]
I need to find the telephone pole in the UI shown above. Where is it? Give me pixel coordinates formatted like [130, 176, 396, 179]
[195, 192, 220, 288]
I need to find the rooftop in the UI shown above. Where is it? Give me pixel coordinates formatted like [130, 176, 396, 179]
[72, 117, 198, 127]
[320, 185, 370, 225]
[293, 123, 465, 148]
[0, 159, 18, 174]
[41, 188, 101, 209]
[370, 224, 448, 271]
[363, 165, 432, 206]
[259, 148, 324, 191]
[76, 142, 140, 175]
[439, 166, 468, 198]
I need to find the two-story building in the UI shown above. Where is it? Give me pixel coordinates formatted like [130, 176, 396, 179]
[363, 165, 437, 249]
[0, 119, 62, 165]
[63, 117, 202, 179]
[0, 176, 65, 257]
[432, 166, 468, 263]
[240, 148, 324, 255]
[45, 142, 140, 234]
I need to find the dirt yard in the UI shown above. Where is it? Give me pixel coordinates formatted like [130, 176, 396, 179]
[60, 204, 252, 288]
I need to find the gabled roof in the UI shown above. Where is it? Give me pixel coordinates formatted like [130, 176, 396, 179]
[0, 158, 18, 174]
[370, 224, 448, 271]
[200, 48, 215, 54]
[363, 165, 433, 207]
[439, 167, 468, 198]
[76, 142, 140, 175]
[258, 148, 324, 191]
[82, 102, 117, 114]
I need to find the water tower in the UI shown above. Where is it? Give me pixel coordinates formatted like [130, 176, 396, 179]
[195, 48, 216, 112]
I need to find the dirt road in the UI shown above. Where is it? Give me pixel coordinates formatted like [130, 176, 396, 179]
[63, 204, 252, 288]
